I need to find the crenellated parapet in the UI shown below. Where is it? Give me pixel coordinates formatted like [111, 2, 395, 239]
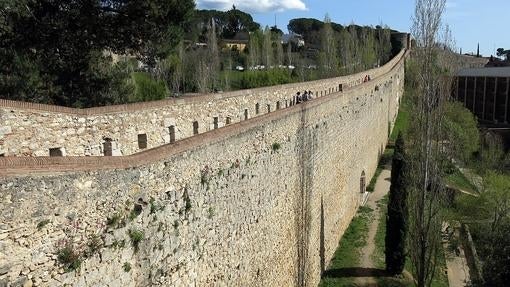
[0, 50, 405, 158]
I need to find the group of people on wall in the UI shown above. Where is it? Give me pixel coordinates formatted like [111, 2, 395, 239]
[295, 91, 314, 104]
[292, 74, 372, 106]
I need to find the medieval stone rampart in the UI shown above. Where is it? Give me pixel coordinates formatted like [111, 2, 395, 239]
[0, 51, 404, 157]
[0, 50, 406, 287]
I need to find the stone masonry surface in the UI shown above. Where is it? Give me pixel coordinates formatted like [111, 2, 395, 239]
[0, 50, 404, 157]
[0, 51, 405, 287]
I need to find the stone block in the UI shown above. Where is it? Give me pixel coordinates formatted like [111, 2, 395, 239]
[0, 264, 9, 276]
[0, 126, 12, 136]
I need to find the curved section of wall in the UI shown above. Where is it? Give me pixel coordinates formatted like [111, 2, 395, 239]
[0, 51, 405, 157]
[0, 51, 405, 287]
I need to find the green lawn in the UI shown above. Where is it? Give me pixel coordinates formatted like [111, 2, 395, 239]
[372, 195, 389, 269]
[445, 192, 487, 223]
[390, 88, 411, 141]
[445, 167, 478, 194]
[320, 206, 374, 287]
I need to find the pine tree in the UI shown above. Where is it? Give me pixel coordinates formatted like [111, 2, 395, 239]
[385, 132, 408, 275]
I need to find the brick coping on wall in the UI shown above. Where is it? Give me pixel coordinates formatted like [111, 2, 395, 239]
[0, 50, 406, 116]
[0, 49, 407, 177]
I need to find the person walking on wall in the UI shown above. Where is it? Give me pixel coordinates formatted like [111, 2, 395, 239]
[303, 91, 309, 102]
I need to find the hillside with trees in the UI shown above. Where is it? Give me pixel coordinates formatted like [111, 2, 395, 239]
[0, 2, 402, 108]
[0, 0, 195, 107]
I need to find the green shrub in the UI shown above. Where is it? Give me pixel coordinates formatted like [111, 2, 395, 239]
[229, 69, 295, 90]
[271, 142, 281, 152]
[131, 72, 167, 102]
[128, 229, 144, 251]
[123, 262, 132, 272]
[57, 244, 82, 272]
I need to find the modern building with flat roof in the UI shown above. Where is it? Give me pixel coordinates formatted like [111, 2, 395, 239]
[455, 67, 510, 125]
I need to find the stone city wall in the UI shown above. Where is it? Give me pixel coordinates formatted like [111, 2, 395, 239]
[0, 51, 405, 287]
[0, 51, 404, 157]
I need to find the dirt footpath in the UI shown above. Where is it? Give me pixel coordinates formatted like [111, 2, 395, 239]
[355, 168, 392, 285]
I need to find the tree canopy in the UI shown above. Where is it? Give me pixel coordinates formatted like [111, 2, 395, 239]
[1, 4, 400, 107]
[385, 133, 409, 275]
[189, 7, 260, 41]
[497, 48, 510, 61]
[443, 101, 480, 164]
[0, 0, 195, 107]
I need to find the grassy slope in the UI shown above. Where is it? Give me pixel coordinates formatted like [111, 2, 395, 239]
[445, 167, 478, 194]
[372, 195, 388, 269]
[319, 206, 373, 287]
[390, 88, 411, 142]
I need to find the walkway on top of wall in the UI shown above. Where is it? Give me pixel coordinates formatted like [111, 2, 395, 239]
[0, 50, 406, 116]
[0, 50, 409, 177]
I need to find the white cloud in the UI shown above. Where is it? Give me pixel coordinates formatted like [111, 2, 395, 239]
[196, 0, 307, 13]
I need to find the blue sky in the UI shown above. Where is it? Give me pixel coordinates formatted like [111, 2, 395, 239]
[196, 0, 510, 57]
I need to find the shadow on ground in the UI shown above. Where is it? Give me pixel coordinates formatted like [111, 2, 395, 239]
[323, 268, 388, 278]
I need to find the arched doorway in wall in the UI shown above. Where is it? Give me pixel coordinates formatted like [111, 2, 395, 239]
[360, 171, 366, 194]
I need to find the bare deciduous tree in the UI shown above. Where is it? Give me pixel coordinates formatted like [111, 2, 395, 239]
[196, 58, 209, 93]
[172, 40, 185, 95]
[286, 42, 293, 66]
[207, 18, 220, 91]
[262, 26, 272, 67]
[319, 14, 338, 77]
[223, 50, 232, 91]
[275, 35, 284, 66]
[248, 31, 261, 68]
[407, 0, 455, 286]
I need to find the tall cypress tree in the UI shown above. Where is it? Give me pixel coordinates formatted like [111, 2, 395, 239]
[385, 132, 408, 275]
